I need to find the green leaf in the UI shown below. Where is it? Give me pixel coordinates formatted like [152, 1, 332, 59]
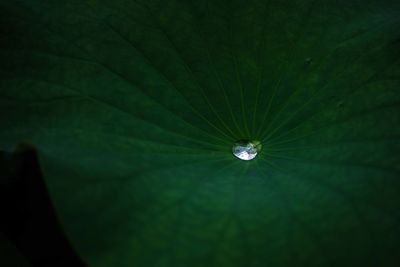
[1, 0, 400, 266]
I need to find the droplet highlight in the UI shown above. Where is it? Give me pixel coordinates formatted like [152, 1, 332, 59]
[232, 140, 262, 161]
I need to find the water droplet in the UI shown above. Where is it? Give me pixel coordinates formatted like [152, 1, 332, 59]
[232, 140, 262, 161]
[337, 100, 345, 108]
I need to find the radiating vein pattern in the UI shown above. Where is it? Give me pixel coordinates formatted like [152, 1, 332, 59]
[0, 0, 400, 266]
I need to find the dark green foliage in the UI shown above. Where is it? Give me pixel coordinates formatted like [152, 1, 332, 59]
[0, 0, 399, 266]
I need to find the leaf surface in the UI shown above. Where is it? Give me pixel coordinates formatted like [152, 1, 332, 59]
[1, 0, 400, 266]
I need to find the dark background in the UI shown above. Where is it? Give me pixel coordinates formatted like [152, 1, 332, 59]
[0, 145, 87, 267]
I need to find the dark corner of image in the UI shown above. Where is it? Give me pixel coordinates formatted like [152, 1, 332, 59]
[0, 144, 87, 267]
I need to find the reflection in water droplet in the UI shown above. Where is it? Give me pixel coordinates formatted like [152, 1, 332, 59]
[232, 140, 262, 161]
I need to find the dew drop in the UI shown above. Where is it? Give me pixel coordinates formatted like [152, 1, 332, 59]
[232, 140, 262, 161]
[337, 100, 345, 108]
[305, 57, 312, 64]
